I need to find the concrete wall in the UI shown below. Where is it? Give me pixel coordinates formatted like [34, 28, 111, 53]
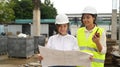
[5, 24, 49, 36]
[40, 24, 49, 36]
[7, 25, 22, 36]
[0, 25, 4, 33]
[31, 24, 49, 37]
[98, 25, 111, 31]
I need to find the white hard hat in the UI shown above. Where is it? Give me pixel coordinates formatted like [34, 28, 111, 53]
[82, 6, 97, 14]
[55, 14, 69, 24]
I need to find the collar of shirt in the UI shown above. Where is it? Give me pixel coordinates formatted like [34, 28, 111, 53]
[57, 34, 69, 37]
[84, 26, 97, 33]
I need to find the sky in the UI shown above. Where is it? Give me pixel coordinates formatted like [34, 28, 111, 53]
[41, 0, 119, 14]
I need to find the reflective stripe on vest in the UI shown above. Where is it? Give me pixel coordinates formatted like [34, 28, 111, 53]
[80, 46, 104, 63]
[80, 46, 98, 52]
[93, 58, 104, 63]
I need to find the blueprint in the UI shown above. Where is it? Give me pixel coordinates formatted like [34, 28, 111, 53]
[39, 46, 93, 67]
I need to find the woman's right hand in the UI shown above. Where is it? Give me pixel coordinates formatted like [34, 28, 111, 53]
[89, 55, 93, 61]
[37, 54, 43, 61]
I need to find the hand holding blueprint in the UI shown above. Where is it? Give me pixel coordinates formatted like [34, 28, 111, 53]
[39, 46, 93, 67]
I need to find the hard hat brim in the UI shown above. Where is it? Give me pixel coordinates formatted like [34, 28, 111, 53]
[55, 22, 69, 24]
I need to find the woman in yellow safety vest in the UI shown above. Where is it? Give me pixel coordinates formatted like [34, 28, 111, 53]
[76, 6, 107, 67]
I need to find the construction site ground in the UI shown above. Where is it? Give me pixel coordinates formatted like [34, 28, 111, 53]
[0, 54, 42, 67]
[0, 54, 117, 67]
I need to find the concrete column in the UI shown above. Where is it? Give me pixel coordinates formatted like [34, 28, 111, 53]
[119, 0, 120, 40]
[119, 0, 120, 50]
[33, 9, 40, 36]
[32, 0, 41, 36]
[111, 9, 117, 40]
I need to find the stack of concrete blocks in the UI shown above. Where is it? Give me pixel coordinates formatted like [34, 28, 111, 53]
[7, 37, 34, 58]
[0, 36, 7, 55]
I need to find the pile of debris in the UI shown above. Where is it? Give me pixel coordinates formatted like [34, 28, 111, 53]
[105, 39, 120, 66]
[111, 45, 120, 66]
[18, 61, 42, 67]
[105, 39, 117, 64]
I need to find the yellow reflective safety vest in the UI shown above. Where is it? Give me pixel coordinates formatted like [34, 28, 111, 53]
[77, 27, 105, 67]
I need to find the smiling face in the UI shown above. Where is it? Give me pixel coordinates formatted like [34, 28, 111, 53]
[56, 23, 68, 36]
[82, 14, 95, 28]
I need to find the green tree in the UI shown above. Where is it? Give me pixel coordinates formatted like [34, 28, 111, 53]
[41, 0, 57, 19]
[13, 0, 33, 19]
[0, 1, 15, 23]
[13, 0, 57, 19]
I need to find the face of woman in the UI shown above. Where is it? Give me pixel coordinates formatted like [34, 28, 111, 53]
[57, 24, 68, 36]
[82, 14, 95, 27]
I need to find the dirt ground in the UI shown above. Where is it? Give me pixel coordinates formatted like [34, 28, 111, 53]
[0, 54, 117, 67]
[0, 54, 41, 67]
